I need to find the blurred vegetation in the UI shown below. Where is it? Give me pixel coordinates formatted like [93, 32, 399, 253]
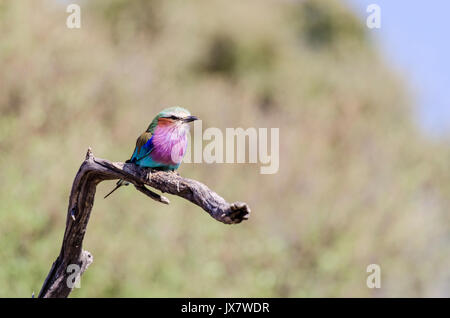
[0, 0, 449, 297]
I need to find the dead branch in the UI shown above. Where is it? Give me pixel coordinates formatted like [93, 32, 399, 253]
[38, 148, 250, 298]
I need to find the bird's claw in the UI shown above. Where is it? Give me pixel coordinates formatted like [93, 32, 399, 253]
[145, 169, 152, 183]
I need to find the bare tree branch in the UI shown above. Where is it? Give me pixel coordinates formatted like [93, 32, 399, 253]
[38, 148, 250, 298]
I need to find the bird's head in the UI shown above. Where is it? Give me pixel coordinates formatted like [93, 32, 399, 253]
[147, 106, 198, 133]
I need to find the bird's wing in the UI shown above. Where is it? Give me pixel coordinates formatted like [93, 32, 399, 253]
[129, 132, 154, 163]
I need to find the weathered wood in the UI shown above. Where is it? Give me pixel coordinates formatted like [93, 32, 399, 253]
[38, 148, 250, 298]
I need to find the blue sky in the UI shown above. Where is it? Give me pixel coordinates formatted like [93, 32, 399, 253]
[345, 0, 450, 137]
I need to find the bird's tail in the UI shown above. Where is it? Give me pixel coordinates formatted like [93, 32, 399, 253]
[104, 179, 129, 199]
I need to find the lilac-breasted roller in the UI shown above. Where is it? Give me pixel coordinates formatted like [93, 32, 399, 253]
[104, 106, 198, 198]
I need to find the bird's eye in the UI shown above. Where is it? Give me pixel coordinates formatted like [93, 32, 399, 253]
[169, 115, 178, 120]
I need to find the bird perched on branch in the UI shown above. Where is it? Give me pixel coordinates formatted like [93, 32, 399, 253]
[104, 106, 198, 198]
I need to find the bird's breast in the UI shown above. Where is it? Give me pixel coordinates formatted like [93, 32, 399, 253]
[151, 125, 188, 165]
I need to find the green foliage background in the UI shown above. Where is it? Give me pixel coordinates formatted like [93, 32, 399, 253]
[0, 0, 449, 297]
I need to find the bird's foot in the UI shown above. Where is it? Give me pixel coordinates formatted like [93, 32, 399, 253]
[145, 168, 153, 183]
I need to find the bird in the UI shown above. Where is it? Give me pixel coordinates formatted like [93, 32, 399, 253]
[104, 106, 198, 199]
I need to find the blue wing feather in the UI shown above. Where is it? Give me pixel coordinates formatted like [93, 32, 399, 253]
[130, 133, 154, 163]
[133, 137, 154, 163]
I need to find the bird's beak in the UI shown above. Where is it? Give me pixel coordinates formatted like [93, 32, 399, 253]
[183, 115, 198, 123]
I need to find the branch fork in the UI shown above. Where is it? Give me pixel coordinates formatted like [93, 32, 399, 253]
[38, 148, 250, 298]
